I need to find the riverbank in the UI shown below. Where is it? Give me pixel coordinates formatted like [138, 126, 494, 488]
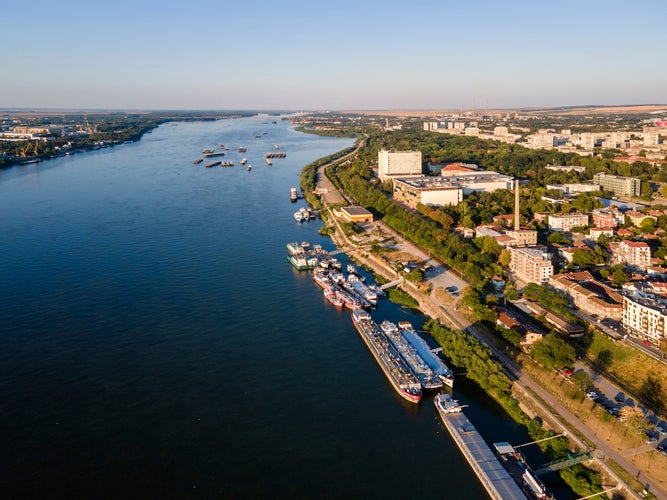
[310, 153, 664, 500]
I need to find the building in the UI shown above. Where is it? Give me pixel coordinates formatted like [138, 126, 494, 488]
[549, 272, 623, 319]
[392, 171, 513, 208]
[546, 183, 598, 196]
[509, 246, 553, 284]
[613, 240, 651, 269]
[392, 177, 462, 207]
[523, 301, 585, 338]
[622, 292, 667, 345]
[337, 206, 374, 223]
[547, 212, 589, 232]
[591, 207, 623, 228]
[545, 165, 586, 174]
[589, 227, 614, 240]
[378, 149, 422, 181]
[593, 172, 641, 198]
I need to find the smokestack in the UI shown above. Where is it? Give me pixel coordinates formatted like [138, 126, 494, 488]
[514, 179, 520, 231]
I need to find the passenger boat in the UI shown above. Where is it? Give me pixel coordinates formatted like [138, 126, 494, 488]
[351, 309, 422, 403]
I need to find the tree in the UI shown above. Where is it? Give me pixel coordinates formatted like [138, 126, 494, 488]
[619, 406, 651, 436]
[571, 250, 596, 269]
[548, 232, 570, 244]
[499, 249, 511, 267]
[530, 333, 576, 370]
[571, 371, 593, 393]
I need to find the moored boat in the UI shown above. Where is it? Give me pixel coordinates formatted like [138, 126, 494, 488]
[381, 320, 443, 389]
[240, 158, 247, 165]
[290, 187, 298, 202]
[324, 288, 344, 308]
[399, 321, 454, 388]
[351, 309, 422, 403]
[434, 393, 465, 415]
[193, 158, 203, 164]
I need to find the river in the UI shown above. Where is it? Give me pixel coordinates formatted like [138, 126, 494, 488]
[0, 115, 573, 498]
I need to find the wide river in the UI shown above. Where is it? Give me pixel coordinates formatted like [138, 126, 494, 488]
[0, 116, 573, 498]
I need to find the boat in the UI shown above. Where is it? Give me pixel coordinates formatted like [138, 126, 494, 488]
[493, 442, 554, 499]
[238, 146, 246, 153]
[265, 158, 272, 166]
[220, 161, 234, 167]
[351, 309, 422, 403]
[202, 148, 214, 154]
[247, 165, 252, 171]
[398, 321, 454, 388]
[381, 321, 443, 389]
[286, 242, 302, 255]
[287, 254, 313, 271]
[434, 393, 466, 415]
[205, 161, 222, 168]
[193, 159, 203, 164]
[294, 208, 307, 223]
[346, 263, 358, 275]
[335, 287, 364, 310]
[240, 158, 247, 165]
[341, 282, 371, 309]
[324, 288, 344, 308]
[347, 275, 377, 306]
[312, 270, 333, 289]
[290, 187, 298, 202]
[203, 152, 225, 158]
[275, 144, 280, 150]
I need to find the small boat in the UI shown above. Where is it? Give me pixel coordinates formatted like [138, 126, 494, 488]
[265, 158, 272, 166]
[193, 159, 203, 165]
[247, 165, 252, 171]
[275, 144, 280, 150]
[240, 158, 247, 165]
[290, 187, 298, 202]
[202, 148, 214, 154]
[205, 161, 222, 168]
[238, 146, 247, 153]
[324, 288, 344, 308]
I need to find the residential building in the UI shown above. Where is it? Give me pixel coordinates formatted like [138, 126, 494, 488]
[591, 207, 623, 228]
[509, 246, 553, 284]
[593, 172, 641, 198]
[613, 240, 651, 269]
[549, 272, 623, 319]
[378, 150, 422, 181]
[622, 292, 667, 345]
[548, 212, 589, 232]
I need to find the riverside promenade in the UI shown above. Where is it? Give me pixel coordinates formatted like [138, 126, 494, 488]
[314, 158, 665, 500]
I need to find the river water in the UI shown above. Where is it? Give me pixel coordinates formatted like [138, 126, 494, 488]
[0, 116, 573, 498]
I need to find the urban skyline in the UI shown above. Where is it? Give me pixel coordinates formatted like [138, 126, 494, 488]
[3, 0, 666, 110]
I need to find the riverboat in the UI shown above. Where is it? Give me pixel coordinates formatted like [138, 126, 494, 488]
[351, 309, 422, 403]
[398, 321, 454, 388]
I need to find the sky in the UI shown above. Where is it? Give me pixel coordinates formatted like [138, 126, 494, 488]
[2, 0, 666, 111]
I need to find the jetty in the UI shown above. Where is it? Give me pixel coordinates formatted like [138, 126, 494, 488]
[437, 410, 528, 500]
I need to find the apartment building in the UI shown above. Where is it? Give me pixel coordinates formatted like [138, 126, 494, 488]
[509, 246, 553, 284]
[378, 150, 422, 181]
[622, 293, 667, 345]
[547, 212, 589, 232]
[613, 240, 651, 269]
[592, 172, 641, 198]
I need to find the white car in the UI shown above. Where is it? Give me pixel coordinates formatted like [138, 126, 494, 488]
[586, 391, 598, 400]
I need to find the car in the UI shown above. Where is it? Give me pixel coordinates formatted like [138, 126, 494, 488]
[446, 285, 458, 293]
[645, 436, 658, 444]
[586, 391, 599, 400]
[657, 425, 667, 435]
[562, 368, 573, 378]
[614, 392, 625, 403]
[658, 442, 666, 452]
[642, 340, 653, 347]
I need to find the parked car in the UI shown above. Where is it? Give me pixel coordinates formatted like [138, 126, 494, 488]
[642, 340, 653, 347]
[645, 436, 658, 444]
[586, 391, 599, 401]
[562, 368, 573, 378]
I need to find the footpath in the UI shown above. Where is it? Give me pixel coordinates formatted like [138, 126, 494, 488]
[315, 161, 666, 500]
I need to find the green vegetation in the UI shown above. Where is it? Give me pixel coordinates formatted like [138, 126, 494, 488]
[530, 333, 577, 370]
[385, 287, 419, 309]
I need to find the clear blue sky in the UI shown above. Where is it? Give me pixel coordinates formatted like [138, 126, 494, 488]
[3, 0, 666, 110]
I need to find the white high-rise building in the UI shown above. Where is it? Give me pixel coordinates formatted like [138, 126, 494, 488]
[378, 150, 422, 181]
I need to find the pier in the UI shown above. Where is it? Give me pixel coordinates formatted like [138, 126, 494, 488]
[437, 410, 528, 500]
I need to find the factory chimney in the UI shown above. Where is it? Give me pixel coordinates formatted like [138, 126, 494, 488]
[514, 179, 520, 231]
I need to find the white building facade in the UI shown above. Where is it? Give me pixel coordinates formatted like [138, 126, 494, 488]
[378, 150, 422, 181]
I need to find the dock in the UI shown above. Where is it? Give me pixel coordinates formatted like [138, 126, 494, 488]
[437, 410, 528, 500]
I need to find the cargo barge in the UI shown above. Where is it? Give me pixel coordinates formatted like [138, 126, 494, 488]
[398, 321, 454, 388]
[351, 309, 422, 403]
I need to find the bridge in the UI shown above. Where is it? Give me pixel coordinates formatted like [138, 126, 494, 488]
[533, 451, 592, 476]
[380, 277, 403, 290]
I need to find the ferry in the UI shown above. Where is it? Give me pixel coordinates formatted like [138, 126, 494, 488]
[351, 309, 422, 403]
[381, 321, 443, 389]
[399, 321, 454, 388]
[434, 393, 466, 415]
